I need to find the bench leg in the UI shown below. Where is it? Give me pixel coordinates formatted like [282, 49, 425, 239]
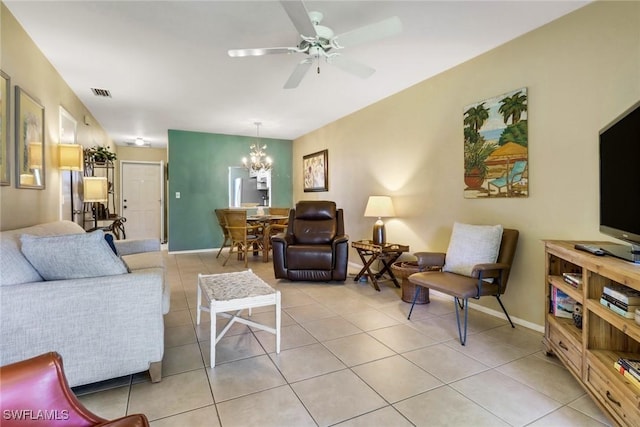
[210, 302, 216, 367]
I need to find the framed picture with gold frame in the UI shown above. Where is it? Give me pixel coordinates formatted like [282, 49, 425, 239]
[15, 86, 45, 189]
[303, 149, 328, 192]
[0, 70, 9, 186]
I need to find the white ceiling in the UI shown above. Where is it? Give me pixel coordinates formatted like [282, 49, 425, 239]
[5, 1, 588, 147]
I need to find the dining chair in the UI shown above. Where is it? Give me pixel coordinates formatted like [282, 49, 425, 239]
[214, 209, 232, 258]
[223, 210, 264, 268]
[262, 207, 290, 262]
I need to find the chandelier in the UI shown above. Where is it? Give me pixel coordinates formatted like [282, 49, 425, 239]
[242, 122, 272, 172]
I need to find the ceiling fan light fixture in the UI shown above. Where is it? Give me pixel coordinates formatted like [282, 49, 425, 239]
[228, 0, 402, 89]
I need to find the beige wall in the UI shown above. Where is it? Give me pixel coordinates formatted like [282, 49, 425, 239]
[0, 4, 113, 230]
[293, 1, 640, 327]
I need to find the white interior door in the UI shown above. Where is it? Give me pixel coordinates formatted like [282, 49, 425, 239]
[121, 161, 163, 241]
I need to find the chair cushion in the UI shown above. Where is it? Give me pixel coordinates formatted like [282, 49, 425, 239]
[409, 271, 501, 298]
[293, 220, 336, 244]
[287, 245, 333, 270]
[443, 223, 503, 277]
[20, 230, 128, 280]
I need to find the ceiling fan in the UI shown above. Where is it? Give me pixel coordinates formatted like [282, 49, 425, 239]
[228, 1, 402, 89]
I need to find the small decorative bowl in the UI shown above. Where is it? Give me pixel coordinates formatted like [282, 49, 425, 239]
[636, 308, 640, 326]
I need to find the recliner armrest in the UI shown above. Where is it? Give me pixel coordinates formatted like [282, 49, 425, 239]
[271, 233, 294, 246]
[414, 252, 446, 268]
[332, 234, 349, 248]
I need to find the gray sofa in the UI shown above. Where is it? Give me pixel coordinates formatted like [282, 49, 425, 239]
[0, 220, 169, 387]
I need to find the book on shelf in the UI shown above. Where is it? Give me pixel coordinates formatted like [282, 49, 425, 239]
[601, 292, 640, 312]
[600, 297, 637, 319]
[552, 287, 576, 318]
[603, 283, 640, 305]
[562, 272, 582, 288]
[614, 361, 640, 390]
[618, 358, 640, 381]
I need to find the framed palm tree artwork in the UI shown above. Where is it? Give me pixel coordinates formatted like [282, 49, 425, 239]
[463, 87, 528, 199]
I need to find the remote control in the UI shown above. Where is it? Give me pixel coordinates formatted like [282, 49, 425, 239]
[574, 244, 605, 256]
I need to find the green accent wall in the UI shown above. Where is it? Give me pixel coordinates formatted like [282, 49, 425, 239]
[168, 129, 293, 252]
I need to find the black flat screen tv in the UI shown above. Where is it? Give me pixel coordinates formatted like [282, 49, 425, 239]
[599, 100, 640, 263]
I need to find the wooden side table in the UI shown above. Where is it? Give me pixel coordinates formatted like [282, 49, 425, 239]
[352, 240, 409, 291]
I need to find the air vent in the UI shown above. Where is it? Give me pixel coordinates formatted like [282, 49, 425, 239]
[91, 88, 112, 97]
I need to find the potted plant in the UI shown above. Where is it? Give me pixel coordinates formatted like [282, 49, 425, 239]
[463, 129, 494, 189]
[85, 145, 117, 164]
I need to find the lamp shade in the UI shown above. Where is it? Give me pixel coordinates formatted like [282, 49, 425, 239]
[364, 196, 395, 218]
[83, 176, 108, 202]
[58, 144, 84, 171]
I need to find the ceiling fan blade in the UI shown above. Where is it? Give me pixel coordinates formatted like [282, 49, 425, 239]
[280, 0, 317, 38]
[228, 47, 298, 57]
[284, 58, 313, 89]
[328, 55, 375, 79]
[332, 16, 402, 49]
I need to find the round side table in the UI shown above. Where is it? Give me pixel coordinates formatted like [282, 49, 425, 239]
[391, 261, 431, 304]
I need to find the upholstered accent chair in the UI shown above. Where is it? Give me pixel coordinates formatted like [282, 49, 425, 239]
[272, 201, 349, 281]
[0, 352, 149, 426]
[407, 225, 519, 345]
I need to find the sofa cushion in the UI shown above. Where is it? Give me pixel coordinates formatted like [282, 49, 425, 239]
[0, 220, 86, 286]
[443, 223, 503, 277]
[20, 230, 128, 280]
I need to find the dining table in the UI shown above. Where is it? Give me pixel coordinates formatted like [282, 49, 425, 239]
[246, 215, 289, 262]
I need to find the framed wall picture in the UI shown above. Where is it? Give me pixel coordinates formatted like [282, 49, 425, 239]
[463, 87, 528, 199]
[0, 70, 9, 186]
[15, 86, 45, 189]
[303, 149, 328, 192]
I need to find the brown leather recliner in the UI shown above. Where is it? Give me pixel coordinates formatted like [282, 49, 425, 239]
[272, 201, 349, 281]
[0, 352, 149, 427]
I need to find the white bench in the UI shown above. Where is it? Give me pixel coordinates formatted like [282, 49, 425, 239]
[196, 270, 281, 367]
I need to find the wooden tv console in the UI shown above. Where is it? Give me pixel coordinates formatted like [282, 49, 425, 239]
[544, 241, 640, 426]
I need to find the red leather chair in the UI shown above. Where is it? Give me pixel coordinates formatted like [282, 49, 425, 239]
[0, 352, 149, 427]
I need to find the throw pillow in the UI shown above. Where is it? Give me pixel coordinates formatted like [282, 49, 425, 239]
[104, 233, 118, 255]
[20, 230, 128, 280]
[443, 222, 503, 277]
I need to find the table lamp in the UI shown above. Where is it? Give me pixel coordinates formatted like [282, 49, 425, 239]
[58, 144, 84, 220]
[364, 195, 395, 245]
[83, 176, 108, 229]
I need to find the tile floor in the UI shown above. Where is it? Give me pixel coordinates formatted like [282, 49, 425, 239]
[75, 251, 612, 426]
